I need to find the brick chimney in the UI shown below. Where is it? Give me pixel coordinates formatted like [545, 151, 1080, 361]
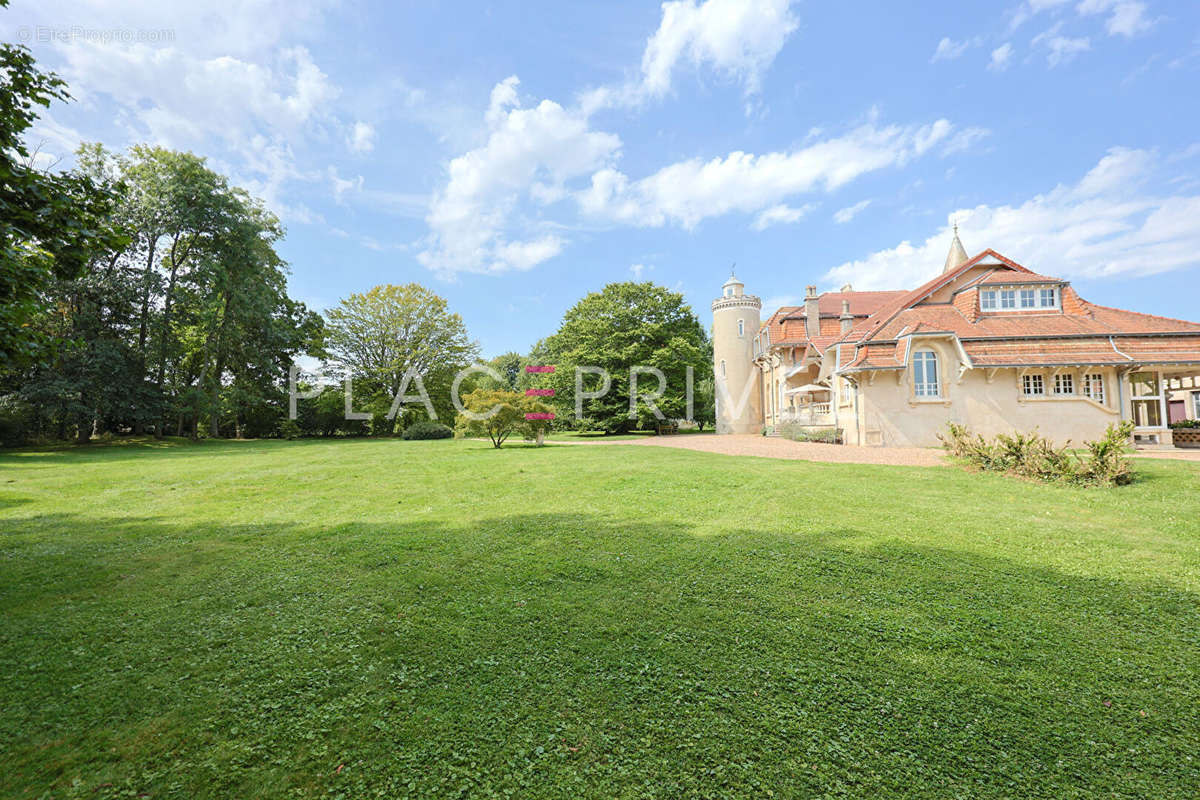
[805, 285, 820, 339]
[840, 299, 854, 334]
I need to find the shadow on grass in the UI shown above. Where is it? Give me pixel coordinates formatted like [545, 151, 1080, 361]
[0, 436, 456, 466]
[1, 510, 1197, 799]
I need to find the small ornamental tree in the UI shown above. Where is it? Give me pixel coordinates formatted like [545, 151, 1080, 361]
[455, 389, 553, 449]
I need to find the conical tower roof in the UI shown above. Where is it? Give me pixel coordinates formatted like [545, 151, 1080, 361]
[944, 223, 968, 273]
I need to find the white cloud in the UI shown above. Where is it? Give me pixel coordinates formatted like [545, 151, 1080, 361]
[579, 116, 976, 230]
[1077, 0, 1153, 37]
[348, 121, 376, 153]
[493, 236, 565, 271]
[4, 0, 385, 227]
[989, 43, 1015, 71]
[328, 166, 364, 203]
[9, 0, 339, 60]
[931, 37, 978, 62]
[22, 114, 85, 167]
[752, 203, 815, 231]
[1011, 0, 1152, 39]
[833, 199, 871, 224]
[418, 76, 621, 276]
[630, 263, 649, 277]
[53, 43, 338, 147]
[824, 147, 1200, 290]
[642, 0, 797, 96]
[583, 0, 799, 111]
[1033, 25, 1092, 65]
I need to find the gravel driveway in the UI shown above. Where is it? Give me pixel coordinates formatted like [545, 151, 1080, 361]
[563, 433, 947, 467]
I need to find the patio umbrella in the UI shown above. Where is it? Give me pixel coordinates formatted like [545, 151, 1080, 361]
[785, 384, 831, 395]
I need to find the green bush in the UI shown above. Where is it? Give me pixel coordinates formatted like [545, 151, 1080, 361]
[277, 419, 303, 440]
[0, 397, 30, 448]
[777, 423, 842, 444]
[940, 421, 1135, 486]
[401, 421, 453, 440]
[1169, 419, 1200, 429]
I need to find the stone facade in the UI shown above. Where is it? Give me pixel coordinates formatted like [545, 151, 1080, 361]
[714, 239, 1200, 448]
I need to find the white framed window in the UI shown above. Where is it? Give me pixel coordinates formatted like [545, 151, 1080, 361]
[913, 350, 941, 398]
[737, 319, 745, 337]
[724, 287, 733, 297]
[1054, 373, 1074, 395]
[1083, 373, 1105, 404]
[1193, 391, 1200, 419]
[1022, 374, 1045, 396]
[980, 285, 1061, 311]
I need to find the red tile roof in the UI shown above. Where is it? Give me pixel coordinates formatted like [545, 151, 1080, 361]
[750, 248, 1200, 371]
[974, 270, 1062, 285]
[830, 249, 1200, 371]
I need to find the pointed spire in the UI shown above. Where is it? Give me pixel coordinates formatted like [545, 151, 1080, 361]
[944, 221, 968, 273]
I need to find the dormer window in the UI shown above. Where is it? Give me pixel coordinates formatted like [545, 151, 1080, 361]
[980, 285, 1060, 312]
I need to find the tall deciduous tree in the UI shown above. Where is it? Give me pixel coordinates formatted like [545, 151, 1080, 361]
[324, 284, 479, 428]
[0, 31, 126, 367]
[541, 282, 711, 434]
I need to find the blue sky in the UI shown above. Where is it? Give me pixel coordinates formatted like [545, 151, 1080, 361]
[7, 0, 1200, 357]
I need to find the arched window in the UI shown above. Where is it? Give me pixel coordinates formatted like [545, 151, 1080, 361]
[720, 359, 727, 378]
[913, 350, 940, 398]
[737, 319, 745, 337]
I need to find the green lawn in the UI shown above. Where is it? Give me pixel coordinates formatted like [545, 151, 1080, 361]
[1, 439, 1198, 799]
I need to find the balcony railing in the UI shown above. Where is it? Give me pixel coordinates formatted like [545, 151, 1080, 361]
[780, 403, 832, 423]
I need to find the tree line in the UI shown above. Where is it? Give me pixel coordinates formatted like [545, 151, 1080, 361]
[1, 31, 714, 446]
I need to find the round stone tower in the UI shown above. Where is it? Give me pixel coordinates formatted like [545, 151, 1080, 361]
[711, 272, 762, 434]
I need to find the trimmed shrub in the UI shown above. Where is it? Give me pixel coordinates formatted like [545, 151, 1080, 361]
[940, 421, 1135, 486]
[401, 421, 453, 440]
[777, 423, 842, 444]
